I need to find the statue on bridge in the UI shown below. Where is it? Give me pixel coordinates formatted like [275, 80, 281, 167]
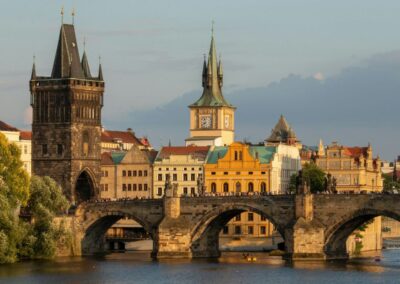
[165, 174, 178, 197]
[296, 170, 311, 194]
[324, 173, 337, 194]
[197, 175, 204, 196]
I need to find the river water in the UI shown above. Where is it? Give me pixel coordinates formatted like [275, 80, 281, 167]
[1, 250, 400, 284]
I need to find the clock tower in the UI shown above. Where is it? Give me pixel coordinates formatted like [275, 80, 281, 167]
[185, 29, 235, 146]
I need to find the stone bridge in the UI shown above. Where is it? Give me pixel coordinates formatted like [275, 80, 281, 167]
[70, 193, 400, 260]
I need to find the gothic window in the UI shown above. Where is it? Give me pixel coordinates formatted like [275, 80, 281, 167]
[82, 131, 90, 157]
[57, 144, 63, 156]
[248, 182, 254, 192]
[223, 182, 229, 192]
[211, 182, 217, 193]
[42, 144, 48, 156]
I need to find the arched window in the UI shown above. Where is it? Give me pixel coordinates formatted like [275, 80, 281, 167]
[248, 182, 254, 192]
[234, 151, 238, 160]
[223, 182, 229, 192]
[260, 182, 266, 193]
[235, 182, 241, 193]
[82, 131, 89, 157]
[211, 182, 217, 193]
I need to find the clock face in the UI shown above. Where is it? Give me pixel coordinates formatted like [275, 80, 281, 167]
[200, 116, 212, 128]
[224, 115, 230, 128]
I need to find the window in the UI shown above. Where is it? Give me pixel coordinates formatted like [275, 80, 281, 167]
[158, 174, 162, 181]
[223, 226, 229, 235]
[183, 187, 188, 195]
[133, 184, 137, 191]
[104, 171, 108, 177]
[248, 226, 254, 235]
[260, 226, 266, 235]
[235, 215, 241, 221]
[42, 144, 48, 155]
[183, 174, 188, 181]
[223, 183, 229, 192]
[139, 184, 142, 191]
[235, 182, 241, 193]
[123, 170, 127, 177]
[248, 182, 254, 192]
[128, 184, 132, 191]
[173, 174, 177, 181]
[191, 187, 195, 195]
[211, 172, 216, 175]
[157, 187, 163, 196]
[224, 172, 228, 175]
[234, 226, 241, 235]
[260, 215, 267, 221]
[144, 170, 148, 177]
[139, 171, 142, 176]
[261, 171, 266, 175]
[57, 144, 63, 156]
[248, 213, 254, 221]
[105, 184, 108, 192]
[260, 182, 266, 193]
[248, 171, 253, 175]
[191, 173, 195, 181]
[128, 171, 132, 177]
[234, 151, 238, 160]
[122, 184, 127, 191]
[133, 170, 137, 177]
[144, 184, 148, 191]
[211, 183, 217, 193]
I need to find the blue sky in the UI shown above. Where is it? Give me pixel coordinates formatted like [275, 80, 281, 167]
[1, 1, 399, 158]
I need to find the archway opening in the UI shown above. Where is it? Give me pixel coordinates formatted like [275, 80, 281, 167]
[191, 208, 284, 258]
[82, 214, 153, 255]
[325, 211, 400, 259]
[75, 171, 94, 203]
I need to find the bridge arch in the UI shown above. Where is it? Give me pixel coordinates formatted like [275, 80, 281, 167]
[80, 210, 155, 255]
[190, 201, 286, 257]
[324, 208, 400, 259]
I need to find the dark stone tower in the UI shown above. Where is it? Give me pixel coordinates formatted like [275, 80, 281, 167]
[29, 23, 105, 204]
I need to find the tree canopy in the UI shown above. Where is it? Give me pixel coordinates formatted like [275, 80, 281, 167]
[289, 162, 327, 193]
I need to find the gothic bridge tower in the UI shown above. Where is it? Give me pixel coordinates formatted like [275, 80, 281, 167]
[29, 22, 105, 204]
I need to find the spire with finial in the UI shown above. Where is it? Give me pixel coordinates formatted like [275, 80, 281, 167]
[318, 139, 325, 157]
[190, 21, 231, 107]
[98, 56, 103, 81]
[81, 37, 92, 78]
[61, 6, 64, 24]
[72, 8, 75, 25]
[31, 55, 37, 80]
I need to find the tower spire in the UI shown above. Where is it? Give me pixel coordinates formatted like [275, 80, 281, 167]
[61, 6, 64, 24]
[31, 54, 37, 80]
[98, 56, 103, 81]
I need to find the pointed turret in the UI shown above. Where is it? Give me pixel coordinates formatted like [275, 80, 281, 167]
[81, 51, 92, 78]
[190, 28, 232, 107]
[98, 62, 103, 81]
[51, 24, 84, 79]
[217, 55, 223, 87]
[318, 139, 325, 157]
[31, 61, 37, 80]
[266, 115, 299, 145]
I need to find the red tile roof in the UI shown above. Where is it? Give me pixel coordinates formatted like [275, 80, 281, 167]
[157, 146, 210, 160]
[0, 120, 19, 132]
[101, 152, 114, 165]
[101, 130, 143, 145]
[20, 131, 32, 140]
[343, 147, 368, 158]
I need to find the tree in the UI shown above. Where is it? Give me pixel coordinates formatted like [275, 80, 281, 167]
[0, 133, 30, 206]
[383, 173, 400, 192]
[289, 163, 326, 193]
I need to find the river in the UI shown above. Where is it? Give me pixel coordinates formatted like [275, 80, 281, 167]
[1, 250, 400, 284]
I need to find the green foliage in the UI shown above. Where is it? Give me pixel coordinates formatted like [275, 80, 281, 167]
[0, 133, 30, 206]
[289, 163, 326, 193]
[383, 173, 400, 192]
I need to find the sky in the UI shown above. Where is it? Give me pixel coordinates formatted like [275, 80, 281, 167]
[0, 1, 400, 159]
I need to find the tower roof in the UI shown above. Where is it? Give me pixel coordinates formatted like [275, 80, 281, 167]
[190, 31, 233, 108]
[266, 115, 298, 143]
[81, 51, 92, 78]
[51, 24, 85, 79]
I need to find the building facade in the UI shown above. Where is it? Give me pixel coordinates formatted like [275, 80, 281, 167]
[152, 146, 209, 198]
[30, 22, 104, 204]
[101, 128, 151, 152]
[0, 121, 32, 174]
[186, 31, 235, 147]
[100, 145, 155, 199]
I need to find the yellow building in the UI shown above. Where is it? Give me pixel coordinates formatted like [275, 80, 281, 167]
[185, 30, 235, 147]
[306, 141, 383, 254]
[204, 142, 277, 244]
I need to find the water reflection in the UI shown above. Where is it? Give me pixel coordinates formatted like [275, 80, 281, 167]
[1, 250, 400, 283]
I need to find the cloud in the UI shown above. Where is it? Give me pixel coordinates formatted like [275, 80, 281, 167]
[313, 72, 324, 81]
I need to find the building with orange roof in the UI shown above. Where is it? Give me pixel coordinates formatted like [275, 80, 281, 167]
[101, 128, 152, 152]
